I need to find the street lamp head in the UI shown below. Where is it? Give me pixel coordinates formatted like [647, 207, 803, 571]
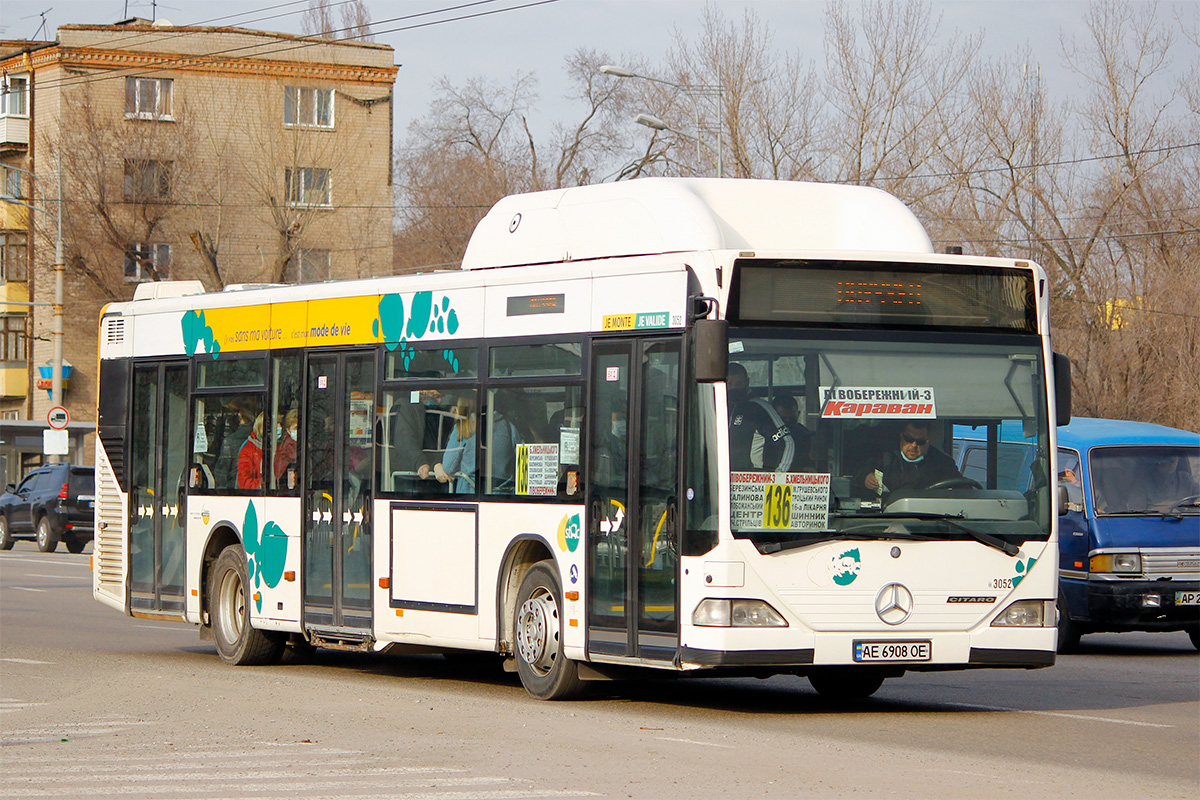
[599, 64, 637, 78]
[634, 113, 669, 131]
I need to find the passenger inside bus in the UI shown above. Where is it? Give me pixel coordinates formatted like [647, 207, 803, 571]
[726, 362, 810, 472]
[434, 395, 477, 493]
[856, 420, 962, 497]
[273, 409, 299, 487]
[236, 413, 265, 490]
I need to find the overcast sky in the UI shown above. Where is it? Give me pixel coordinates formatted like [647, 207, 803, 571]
[7, 1, 1195, 146]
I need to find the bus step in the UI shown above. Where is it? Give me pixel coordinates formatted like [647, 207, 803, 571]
[309, 631, 374, 652]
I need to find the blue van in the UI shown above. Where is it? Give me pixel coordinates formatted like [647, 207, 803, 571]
[955, 418, 1199, 651]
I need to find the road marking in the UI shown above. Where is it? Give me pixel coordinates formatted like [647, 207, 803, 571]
[9, 586, 47, 593]
[134, 624, 194, 632]
[27, 573, 82, 579]
[0, 658, 53, 664]
[656, 736, 736, 748]
[943, 701, 1174, 728]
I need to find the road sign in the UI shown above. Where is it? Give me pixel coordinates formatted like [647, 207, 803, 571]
[47, 406, 70, 430]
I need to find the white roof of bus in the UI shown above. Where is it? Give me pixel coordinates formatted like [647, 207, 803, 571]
[461, 177, 933, 270]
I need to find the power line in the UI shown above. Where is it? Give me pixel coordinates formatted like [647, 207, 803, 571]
[28, 1, 552, 94]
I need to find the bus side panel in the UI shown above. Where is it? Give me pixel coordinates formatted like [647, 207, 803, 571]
[185, 496, 303, 632]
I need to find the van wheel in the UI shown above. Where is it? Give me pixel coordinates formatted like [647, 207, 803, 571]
[808, 669, 887, 699]
[513, 560, 584, 700]
[36, 517, 59, 553]
[209, 546, 282, 666]
[0, 516, 13, 550]
[1188, 627, 1199, 651]
[1056, 596, 1081, 653]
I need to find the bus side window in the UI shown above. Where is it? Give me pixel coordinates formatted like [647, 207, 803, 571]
[269, 355, 302, 494]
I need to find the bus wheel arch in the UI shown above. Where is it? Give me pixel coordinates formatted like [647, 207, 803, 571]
[496, 536, 555, 654]
[199, 525, 241, 628]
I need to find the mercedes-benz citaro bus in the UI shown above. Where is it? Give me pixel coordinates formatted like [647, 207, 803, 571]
[93, 178, 1071, 700]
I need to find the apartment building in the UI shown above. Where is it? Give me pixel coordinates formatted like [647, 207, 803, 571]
[0, 19, 396, 480]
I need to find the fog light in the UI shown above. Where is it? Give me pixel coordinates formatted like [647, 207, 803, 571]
[991, 599, 1054, 627]
[1142, 594, 1161, 608]
[693, 598, 788, 627]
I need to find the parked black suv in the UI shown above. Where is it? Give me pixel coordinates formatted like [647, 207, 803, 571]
[0, 464, 95, 553]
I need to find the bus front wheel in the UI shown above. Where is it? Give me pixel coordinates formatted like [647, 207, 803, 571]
[513, 560, 584, 700]
[808, 669, 887, 699]
[209, 546, 282, 666]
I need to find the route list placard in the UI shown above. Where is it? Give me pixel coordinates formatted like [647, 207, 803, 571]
[731, 472, 831, 531]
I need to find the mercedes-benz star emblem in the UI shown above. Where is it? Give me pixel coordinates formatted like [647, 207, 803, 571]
[875, 583, 914, 625]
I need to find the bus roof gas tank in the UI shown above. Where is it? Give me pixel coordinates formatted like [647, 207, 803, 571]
[461, 178, 934, 270]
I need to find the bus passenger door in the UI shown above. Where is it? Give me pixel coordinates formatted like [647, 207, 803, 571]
[303, 352, 375, 635]
[128, 362, 189, 615]
[587, 338, 681, 661]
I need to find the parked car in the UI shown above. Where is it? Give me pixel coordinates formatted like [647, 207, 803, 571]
[954, 418, 1200, 652]
[0, 464, 95, 553]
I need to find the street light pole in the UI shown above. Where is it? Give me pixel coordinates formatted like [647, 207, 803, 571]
[599, 64, 724, 178]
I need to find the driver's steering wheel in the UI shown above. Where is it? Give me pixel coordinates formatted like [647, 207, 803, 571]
[926, 476, 983, 491]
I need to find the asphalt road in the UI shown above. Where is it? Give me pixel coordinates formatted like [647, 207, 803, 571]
[2, 547, 1196, 799]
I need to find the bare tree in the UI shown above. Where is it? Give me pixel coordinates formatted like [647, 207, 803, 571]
[301, 0, 374, 42]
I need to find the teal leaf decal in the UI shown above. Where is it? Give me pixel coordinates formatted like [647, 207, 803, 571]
[376, 294, 406, 352]
[241, 500, 289, 614]
[831, 548, 861, 586]
[181, 310, 219, 358]
[406, 291, 434, 339]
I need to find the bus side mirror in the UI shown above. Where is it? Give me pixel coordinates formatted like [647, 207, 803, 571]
[693, 319, 728, 383]
[1058, 484, 1070, 516]
[1053, 352, 1071, 426]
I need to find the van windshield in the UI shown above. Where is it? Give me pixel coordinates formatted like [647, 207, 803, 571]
[724, 331, 1051, 549]
[1089, 446, 1200, 515]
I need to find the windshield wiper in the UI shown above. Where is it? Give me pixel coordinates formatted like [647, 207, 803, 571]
[1175, 495, 1200, 510]
[832, 511, 1021, 556]
[756, 529, 934, 555]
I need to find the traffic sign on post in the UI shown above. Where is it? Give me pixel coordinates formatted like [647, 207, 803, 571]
[47, 406, 70, 430]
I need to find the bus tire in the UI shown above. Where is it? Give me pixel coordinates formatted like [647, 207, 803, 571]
[808, 669, 886, 699]
[0, 516, 13, 550]
[1056, 596, 1081, 654]
[36, 517, 59, 553]
[513, 560, 584, 700]
[209, 545, 282, 666]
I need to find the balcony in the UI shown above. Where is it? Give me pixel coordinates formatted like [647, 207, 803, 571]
[0, 198, 29, 230]
[0, 362, 26, 399]
[0, 280, 28, 313]
[0, 115, 29, 150]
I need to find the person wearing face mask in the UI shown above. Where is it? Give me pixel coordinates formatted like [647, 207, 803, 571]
[859, 421, 961, 496]
[273, 409, 299, 487]
[727, 362, 800, 472]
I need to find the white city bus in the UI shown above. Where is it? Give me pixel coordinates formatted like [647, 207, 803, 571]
[94, 178, 1070, 699]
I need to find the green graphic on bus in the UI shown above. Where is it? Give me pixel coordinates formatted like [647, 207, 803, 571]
[242, 501, 288, 612]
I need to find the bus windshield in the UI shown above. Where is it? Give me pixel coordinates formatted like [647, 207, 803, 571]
[1089, 446, 1200, 515]
[726, 332, 1051, 550]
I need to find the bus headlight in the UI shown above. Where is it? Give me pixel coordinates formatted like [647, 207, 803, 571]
[991, 599, 1055, 627]
[693, 599, 788, 627]
[1090, 553, 1142, 574]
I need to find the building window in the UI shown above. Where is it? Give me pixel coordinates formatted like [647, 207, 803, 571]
[124, 159, 171, 201]
[0, 232, 27, 282]
[285, 167, 331, 207]
[283, 86, 333, 128]
[283, 249, 331, 283]
[2, 166, 22, 198]
[1, 76, 29, 117]
[124, 243, 170, 282]
[125, 77, 173, 120]
[0, 315, 28, 362]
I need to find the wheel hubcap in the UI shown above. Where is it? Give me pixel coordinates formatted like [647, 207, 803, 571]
[217, 568, 245, 644]
[516, 587, 560, 676]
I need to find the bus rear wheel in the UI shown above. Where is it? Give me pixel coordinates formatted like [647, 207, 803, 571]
[513, 560, 584, 700]
[209, 545, 282, 666]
